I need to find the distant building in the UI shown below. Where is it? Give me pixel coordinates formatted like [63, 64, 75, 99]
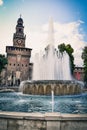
[6, 16, 32, 86]
[73, 67, 84, 81]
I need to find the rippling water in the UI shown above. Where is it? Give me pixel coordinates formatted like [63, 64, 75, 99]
[0, 92, 87, 114]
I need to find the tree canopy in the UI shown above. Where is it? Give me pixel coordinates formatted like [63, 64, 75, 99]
[58, 43, 75, 74]
[0, 54, 7, 73]
[82, 46, 87, 85]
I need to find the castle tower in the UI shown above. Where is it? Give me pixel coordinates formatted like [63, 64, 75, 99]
[6, 16, 32, 86]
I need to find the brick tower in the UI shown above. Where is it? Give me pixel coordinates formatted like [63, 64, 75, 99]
[6, 16, 32, 85]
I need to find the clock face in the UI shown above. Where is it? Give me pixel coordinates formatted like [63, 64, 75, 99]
[17, 40, 21, 44]
[14, 39, 24, 46]
[16, 39, 23, 46]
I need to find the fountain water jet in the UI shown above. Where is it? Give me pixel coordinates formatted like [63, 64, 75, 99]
[33, 17, 72, 80]
[51, 90, 54, 112]
[33, 44, 72, 80]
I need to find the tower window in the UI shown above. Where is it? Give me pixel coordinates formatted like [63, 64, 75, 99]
[14, 64, 15, 66]
[9, 63, 11, 66]
[19, 29, 22, 32]
[18, 64, 19, 66]
[19, 23, 22, 26]
[25, 64, 27, 67]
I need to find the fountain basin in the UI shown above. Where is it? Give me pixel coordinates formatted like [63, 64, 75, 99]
[19, 80, 82, 95]
[0, 112, 87, 130]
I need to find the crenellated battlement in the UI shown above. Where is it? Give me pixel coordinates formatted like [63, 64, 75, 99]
[6, 46, 32, 57]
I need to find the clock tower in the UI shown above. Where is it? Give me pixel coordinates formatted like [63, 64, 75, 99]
[6, 16, 32, 86]
[13, 15, 26, 47]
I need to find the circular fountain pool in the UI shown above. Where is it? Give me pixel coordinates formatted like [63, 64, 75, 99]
[0, 92, 87, 114]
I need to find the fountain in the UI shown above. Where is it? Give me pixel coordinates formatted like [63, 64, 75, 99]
[19, 18, 83, 95]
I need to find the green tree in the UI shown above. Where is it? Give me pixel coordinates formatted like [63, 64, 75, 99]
[58, 43, 66, 53]
[82, 47, 87, 85]
[58, 43, 75, 74]
[0, 54, 7, 73]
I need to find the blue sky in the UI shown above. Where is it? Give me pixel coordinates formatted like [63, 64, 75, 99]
[1, 0, 87, 24]
[0, 0, 87, 66]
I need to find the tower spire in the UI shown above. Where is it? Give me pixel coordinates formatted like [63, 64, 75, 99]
[20, 14, 22, 18]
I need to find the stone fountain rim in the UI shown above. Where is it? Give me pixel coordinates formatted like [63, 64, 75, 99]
[21, 80, 83, 86]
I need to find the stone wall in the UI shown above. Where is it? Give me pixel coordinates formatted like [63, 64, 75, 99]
[0, 112, 87, 130]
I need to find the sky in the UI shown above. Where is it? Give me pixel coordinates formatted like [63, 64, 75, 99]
[0, 0, 87, 66]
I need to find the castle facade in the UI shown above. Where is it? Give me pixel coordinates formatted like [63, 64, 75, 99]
[6, 16, 32, 85]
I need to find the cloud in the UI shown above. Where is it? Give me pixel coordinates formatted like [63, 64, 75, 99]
[53, 21, 85, 66]
[0, 0, 3, 6]
[26, 20, 86, 66]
